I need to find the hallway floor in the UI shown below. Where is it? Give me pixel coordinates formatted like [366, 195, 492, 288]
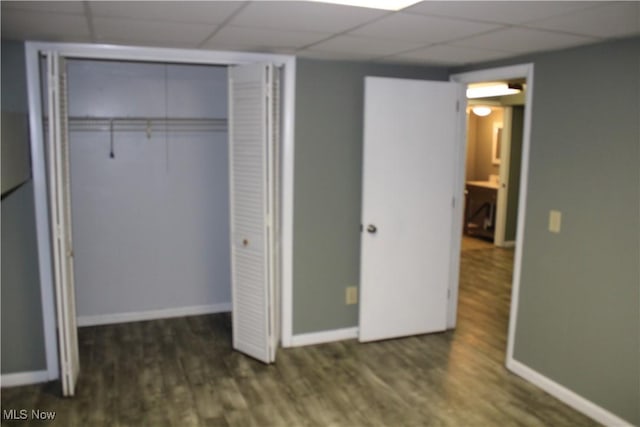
[1, 240, 599, 426]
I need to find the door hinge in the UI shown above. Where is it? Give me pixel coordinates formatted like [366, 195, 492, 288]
[447, 289, 451, 299]
[63, 360, 71, 374]
[452, 197, 456, 208]
[456, 100, 460, 112]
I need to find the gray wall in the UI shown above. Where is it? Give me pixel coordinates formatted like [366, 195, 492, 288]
[1, 41, 47, 374]
[292, 59, 448, 334]
[458, 37, 639, 424]
[66, 60, 231, 320]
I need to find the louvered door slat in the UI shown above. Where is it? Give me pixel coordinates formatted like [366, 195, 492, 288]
[229, 63, 277, 363]
[47, 53, 80, 396]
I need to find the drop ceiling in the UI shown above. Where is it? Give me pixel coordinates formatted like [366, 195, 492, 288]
[1, 1, 638, 66]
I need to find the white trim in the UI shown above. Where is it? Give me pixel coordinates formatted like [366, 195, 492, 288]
[25, 43, 60, 382]
[501, 240, 516, 248]
[1, 370, 49, 388]
[77, 303, 232, 327]
[290, 327, 359, 347]
[507, 359, 634, 427]
[448, 64, 535, 373]
[25, 41, 296, 374]
[280, 59, 296, 348]
[24, 42, 294, 65]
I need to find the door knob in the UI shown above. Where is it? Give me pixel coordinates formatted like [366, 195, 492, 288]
[367, 224, 377, 234]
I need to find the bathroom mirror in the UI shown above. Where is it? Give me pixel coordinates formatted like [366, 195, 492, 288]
[492, 123, 503, 165]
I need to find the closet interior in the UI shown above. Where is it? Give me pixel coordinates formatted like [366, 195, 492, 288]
[47, 59, 233, 325]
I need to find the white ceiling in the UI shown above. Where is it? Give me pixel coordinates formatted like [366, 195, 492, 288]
[2, 1, 638, 66]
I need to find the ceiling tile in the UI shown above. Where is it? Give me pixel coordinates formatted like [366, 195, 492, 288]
[1, 9, 91, 42]
[525, 2, 640, 38]
[453, 27, 598, 53]
[229, 1, 387, 33]
[307, 35, 424, 56]
[386, 44, 514, 66]
[404, 1, 599, 25]
[88, 1, 243, 25]
[205, 26, 331, 50]
[350, 12, 501, 44]
[1, 1, 85, 15]
[93, 17, 215, 47]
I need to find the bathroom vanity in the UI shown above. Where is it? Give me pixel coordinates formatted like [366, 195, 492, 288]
[464, 179, 499, 240]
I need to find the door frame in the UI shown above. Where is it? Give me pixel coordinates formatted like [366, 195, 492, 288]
[24, 41, 297, 380]
[448, 63, 534, 365]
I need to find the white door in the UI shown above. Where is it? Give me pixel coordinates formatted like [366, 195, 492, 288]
[46, 52, 80, 395]
[228, 63, 279, 363]
[359, 77, 462, 342]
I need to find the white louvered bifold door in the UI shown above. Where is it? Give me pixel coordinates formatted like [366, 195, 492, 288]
[229, 63, 279, 364]
[47, 52, 80, 396]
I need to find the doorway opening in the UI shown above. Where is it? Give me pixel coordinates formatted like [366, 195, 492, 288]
[463, 81, 525, 249]
[458, 80, 527, 357]
[449, 64, 534, 367]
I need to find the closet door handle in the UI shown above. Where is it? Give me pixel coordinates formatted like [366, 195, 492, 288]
[367, 224, 377, 234]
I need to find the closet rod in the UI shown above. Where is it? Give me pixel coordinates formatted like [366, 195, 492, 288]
[44, 117, 228, 133]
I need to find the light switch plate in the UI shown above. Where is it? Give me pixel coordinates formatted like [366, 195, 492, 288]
[549, 210, 562, 233]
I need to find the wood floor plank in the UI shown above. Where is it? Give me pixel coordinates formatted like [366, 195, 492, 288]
[1, 238, 601, 426]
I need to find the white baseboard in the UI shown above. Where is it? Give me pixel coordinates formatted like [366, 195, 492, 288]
[502, 240, 516, 248]
[289, 327, 358, 347]
[1, 370, 49, 388]
[507, 358, 634, 427]
[77, 302, 232, 327]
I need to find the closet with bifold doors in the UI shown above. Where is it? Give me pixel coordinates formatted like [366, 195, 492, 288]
[53, 59, 232, 326]
[40, 52, 281, 395]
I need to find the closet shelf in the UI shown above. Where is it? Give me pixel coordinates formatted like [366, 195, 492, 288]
[46, 116, 228, 133]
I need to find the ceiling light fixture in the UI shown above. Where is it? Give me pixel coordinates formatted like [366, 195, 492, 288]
[466, 82, 521, 99]
[472, 106, 492, 117]
[307, 0, 422, 11]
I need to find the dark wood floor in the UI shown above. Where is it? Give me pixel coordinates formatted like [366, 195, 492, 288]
[1, 237, 599, 426]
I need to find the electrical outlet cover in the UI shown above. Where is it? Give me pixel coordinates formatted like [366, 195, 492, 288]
[549, 210, 562, 233]
[346, 286, 358, 305]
